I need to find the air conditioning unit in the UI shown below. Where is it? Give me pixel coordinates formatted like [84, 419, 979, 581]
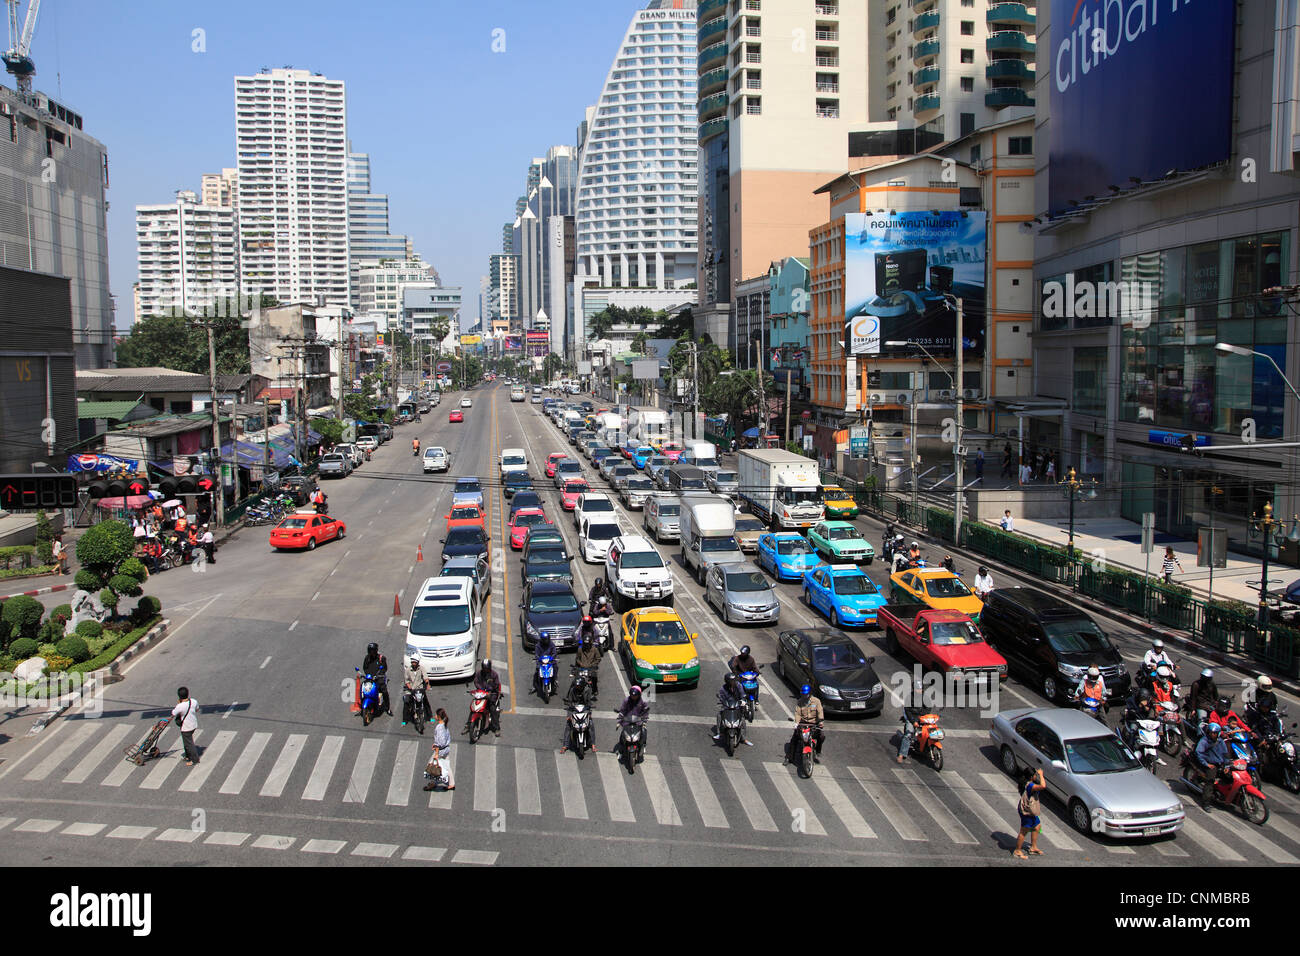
[896, 392, 912, 405]
[937, 389, 954, 401]
[868, 391, 886, 405]
[962, 388, 980, 400]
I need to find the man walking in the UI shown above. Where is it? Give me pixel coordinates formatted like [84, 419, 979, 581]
[974, 448, 984, 482]
[171, 686, 201, 767]
[200, 525, 216, 565]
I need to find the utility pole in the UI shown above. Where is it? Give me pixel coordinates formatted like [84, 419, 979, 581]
[755, 336, 765, 445]
[910, 388, 919, 516]
[784, 369, 793, 446]
[205, 322, 224, 527]
[262, 392, 271, 485]
[692, 342, 699, 441]
[953, 298, 965, 545]
[336, 323, 345, 423]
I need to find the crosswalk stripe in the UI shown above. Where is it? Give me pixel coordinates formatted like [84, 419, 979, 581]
[553, 750, 589, 820]
[177, 730, 237, 793]
[156, 828, 202, 843]
[638, 755, 682, 826]
[943, 773, 1013, 842]
[14, 818, 60, 833]
[302, 838, 346, 854]
[303, 736, 345, 801]
[977, 772, 1085, 852]
[679, 756, 729, 829]
[1152, 839, 1190, 857]
[1260, 810, 1300, 847]
[763, 761, 825, 836]
[100, 749, 141, 788]
[260, 734, 308, 798]
[107, 825, 155, 840]
[386, 741, 420, 807]
[25, 721, 98, 781]
[819, 768, 885, 839]
[1173, 798, 1246, 861]
[450, 849, 499, 865]
[251, 835, 296, 850]
[64, 724, 130, 783]
[596, 753, 636, 823]
[62, 822, 105, 836]
[140, 750, 182, 790]
[402, 846, 446, 861]
[721, 761, 777, 832]
[219, 732, 272, 795]
[1190, 798, 1300, 864]
[0, 817, 14, 832]
[352, 842, 399, 859]
[343, 739, 381, 803]
[890, 769, 977, 845]
[204, 831, 250, 846]
[515, 747, 541, 815]
[474, 745, 498, 813]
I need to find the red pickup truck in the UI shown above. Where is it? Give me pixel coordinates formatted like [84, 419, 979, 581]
[876, 605, 1007, 683]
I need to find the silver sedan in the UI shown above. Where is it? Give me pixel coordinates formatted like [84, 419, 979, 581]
[703, 561, 782, 625]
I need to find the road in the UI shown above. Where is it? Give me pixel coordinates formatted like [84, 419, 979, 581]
[1, 382, 1298, 867]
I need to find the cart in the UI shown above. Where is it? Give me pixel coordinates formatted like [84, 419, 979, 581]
[122, 718, 170, 766]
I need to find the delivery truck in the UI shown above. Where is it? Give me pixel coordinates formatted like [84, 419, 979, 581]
[678, 494, 743, 584]
[737, 448, 825, 530]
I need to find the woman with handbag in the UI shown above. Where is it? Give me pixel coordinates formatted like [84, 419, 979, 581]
[1013, 766, 1046, 859]
[425, 708, 455, 791]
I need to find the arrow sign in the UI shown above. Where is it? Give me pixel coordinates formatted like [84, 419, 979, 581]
[197, 477, 215, 492]
[128, 481, 146, 495]
[0, 484, 16, 504]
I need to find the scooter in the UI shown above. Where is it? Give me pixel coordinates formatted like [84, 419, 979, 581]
[407, 685, 428, 735]
[570, 666, 595, 705]
[567, 700, 593, 759]
[534, 654, 557, 703]
[1068, 690, 1107, 724]
[1249, 704, 1300, 793]
[904, 711, 945, 771]
[591, 602, 613, 652]
[1155, 699, 1184, 756]
[792, 722, 818, 779]
[618, 713, 645, 774]
[1120, 714, 1162, 771]
[355, 668, 381, 727]
[466, 689, 491, 744]
[718, 693, 746, 758]
[1226, 729, 1263, 789]
[1179, 752, 1268, 825]
[736, 669, 761, 722]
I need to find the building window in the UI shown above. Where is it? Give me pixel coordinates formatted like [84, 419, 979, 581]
[1008, 136, 1032, 154]
[1072, 347, 1108, 418]
[960, 49, 974, 63]
[960, 112, 975, 136]
[960, 21, 974, 35]
[970, 144, 981, 164]
[960, 77, 974, 92]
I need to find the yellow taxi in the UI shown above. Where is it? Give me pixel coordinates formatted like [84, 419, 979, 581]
[619, 606, 701, 688]
[821, 484, 859, 519]
[889, 567, 984, 622]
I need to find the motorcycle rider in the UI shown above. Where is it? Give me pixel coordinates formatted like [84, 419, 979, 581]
[559, 670, 597, 754]
[588, 593, 613, 649]
[573, 627, 603, 700]
[402, 655, 432, 726]
[1142, 638, 1175, 676]
[940, 554, 956, 573]
[1073, 665, 1109, 714]
[1151, 665, 1177, 706]
[711, 672, 753, 747]
[728, 644, 759, 677]
[906, 542, 923, 569]
[790, 684, 826, 764]
[615, 685, 651, 760]
[412, 437, 420, 456]
[1188, 668, 1218, 725]
[973, 566, 994, 600]
[1191, 722, 1230, 811]
[361, 642, 391, 715]
[471, 659, 503, 737]
[892, 544, 911, 575]
[1247, 675, 1280, 738]
[588, 576, 611, 610]
[897, 677, 927, 764]
[1212, 695, 1247, 733]
[533, 631, 559, 695]
[1124, 687, 1158, 723]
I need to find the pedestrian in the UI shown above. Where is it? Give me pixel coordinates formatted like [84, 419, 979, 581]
[52, 535, 68, 575]
[1013, 766, 1046, 858]
[200, 525, 216, 564]
[1018, 460, 1031, 485]
[1000, 509, 1015, 533]
[1046, 454, 1057, 482]
[171, 686, 201, 767]
[424, 707, 455, 791]
[1162, 546, 1183, 584]
[975, 448, 984, 482]
[1001, 445, 1013, 480]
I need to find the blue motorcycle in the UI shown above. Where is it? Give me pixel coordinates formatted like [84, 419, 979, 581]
[356, 668, 381, 726]
[1227, 729, 1263, 789]
[737, 669, 761, 722]
[535, 654, 557, 703]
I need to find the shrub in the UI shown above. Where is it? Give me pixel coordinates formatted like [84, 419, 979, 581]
[49, 603, 73, 624]
[0, 545, 36, 569]
[99, 588, 119, 612]
[8, 637, 39, 660]
[74, 620, 103, 642]
[117, 557, 148, 584]
[74, 569, 102, 593]
[37, 642, 58, 658]
[34, 511, 54, 565]
[108, 574, 143, 599]
[43, 654, 74, 673]
[1, 594, 43, 646]
[74, 520, 134, 577]
[55, 634, 90, 664]
[37, 619, 64, 645]
[136, 595, 162, 617]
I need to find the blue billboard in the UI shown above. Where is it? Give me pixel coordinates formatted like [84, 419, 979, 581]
[843, 211, 987, 357]
[1048, 0, 1236, 215]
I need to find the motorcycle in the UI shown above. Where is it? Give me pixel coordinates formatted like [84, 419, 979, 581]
[736, 669, 761, 722]
[567, 700, 593, 758]
[1249, 704, 1300, 793]
[314, 497, 329, 514]
[1179, 752, 1268, 825]
[408, 685, 428, 735]
[534, 654, 557, 703]
[355, 668, 381, 727]
[793, 722, 817, 779]
[591, 602, 613, 652]
[618, 713, 645, 774]
[466, 689, 491, 744]
[569, 667, 594, 705]
[1120, 714, 1162, 771]
[1226, 729, 1263, 789]
[1068, 691, 1106, 724]
[904, 712, 945, 771]
[718, 693, 746, 757]
[1156, 699, 1184, 756]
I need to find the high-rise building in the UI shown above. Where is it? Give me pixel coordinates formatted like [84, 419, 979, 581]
[574, 0, 700, 293]
[347, 147, 412, 306]
[356, 256, 439, 323]
[537, 145, 579, 357]
[135, 190, 238, 320]
[0, 86, 114, 367]
[201, 168, 238, 209]
[234, 68, 349, 305]
[488, 253, 519, 327]
[513, 204, 542, 329]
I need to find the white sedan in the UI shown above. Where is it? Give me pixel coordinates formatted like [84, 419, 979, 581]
[460, 398, 473, 408]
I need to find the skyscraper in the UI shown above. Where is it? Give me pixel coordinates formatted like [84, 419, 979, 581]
[135, 190, 238, 320]
[234, 68, 349, 305]
[201, 168, 238, 209]
[347, 147, 411, 307]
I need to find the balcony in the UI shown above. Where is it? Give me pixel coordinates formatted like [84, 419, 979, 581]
[987, 31, 1034, 54]
[698, 0, 727, 20]
[699, 116, 728, 145]
[816, 3, 838, 14]
[986, 58, 1034, 80]
[914, 66, 940, 90]
[816, 81, 839, 93]
[815, 54, 839, 67]
[985, 87, 1035, 109]
[914, 38, 941, 63]
[913, 11, 940, 36]
[698, 91, 728, 123]
[698, 66, 728, 95]
[914, 93, 941, 119]
[914, 0, 936, 10]
[815, 29, 839, 42]
[698, 15, 728, 48]
[987, 2, 1036, 29]
[698, 41, 728, 72]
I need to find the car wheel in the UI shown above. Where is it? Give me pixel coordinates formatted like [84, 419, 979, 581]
[307, 538, 317, 551]
[1042, 674, 1059, 702]
[885, 628, 899, 654]
[865, 557, 873, 566]
[338, 528, 345, 539]
[831, 607, 841, 627]
[1068, 798, 1093, 835]
[999, 745, 1018, 777]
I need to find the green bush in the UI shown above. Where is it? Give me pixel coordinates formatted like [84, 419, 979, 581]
[0, 545, 35, 569]
[55, 634, 90, 664]
[8, 637, 39, 660]
[72, 616, 162, 674]
[49, 603, 73, 625]
[99, 588, 119, 611]
[74, 520, 134, 577]
[74, 569, 102, 593]
[1, 594, 43, 646]
[37, 619, 64, 645]
[74, 620, 103, 642]
[43, 654, 73, 673]
[108, 574, 143, 599]
[117, 557, 148, 584]
[37, 641, 57, 658]
[34, 511, 54, 565]
[132, 596, 162, 624]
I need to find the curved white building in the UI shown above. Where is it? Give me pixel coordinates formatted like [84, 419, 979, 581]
[574, 0, 699, 292]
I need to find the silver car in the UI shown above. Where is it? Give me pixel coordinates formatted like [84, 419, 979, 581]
[645, 455, 671, 484]
[317, 452, 351, 478]
[989, 707, 1185, 839]
[708, 469, 739, 498]
[439, 553, 491, 607]
[599, 455, 623, 482]
[335, 443, 364, 468]
[642, 494, 681, 542]
[704, 561, 781, 625]
[733, 516, 766, 553]
[621, 477, 654, 510]
[553, 460, 583, 489]
[610, 465, 638, 492]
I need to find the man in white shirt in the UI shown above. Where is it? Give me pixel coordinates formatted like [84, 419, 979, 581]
[1000, 510, 1015, 533]
[171, 686, 201, 766]
[973, 566, 994, 599]
[199, 526, 216, 565]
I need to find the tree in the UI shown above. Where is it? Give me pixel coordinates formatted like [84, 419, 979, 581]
[115, 314, 253, 374]
[74, 520, 135, 583]
[542, 353, 564, 381]
[311, 417, 345, 445]
[658, 307, 694, 340]
[1, 594, 43, 650]
[704, 369, 776, 438]
[630, 331, 650, 355]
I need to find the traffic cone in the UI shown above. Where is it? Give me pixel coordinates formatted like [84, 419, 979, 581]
[394, 593, 401, 616]
[417, 545, 423, 562]
[351, 676, 361, 714]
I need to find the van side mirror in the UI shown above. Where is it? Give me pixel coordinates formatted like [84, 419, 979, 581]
[400, 620, 408, 627]
[1050, 759, 1066, 771]
[474, 616, 483, 626]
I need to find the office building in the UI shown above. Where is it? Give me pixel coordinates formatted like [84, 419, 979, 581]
[135, 190, 238, 320]
[347, 147, 412, 306]
[201, 168, 238, 209]
[355, 256, 439, 325]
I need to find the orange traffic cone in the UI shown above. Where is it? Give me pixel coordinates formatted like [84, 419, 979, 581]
[394, 593, 401, 616]
[351, 675, 361, 714]
[417, 545, 423, 562]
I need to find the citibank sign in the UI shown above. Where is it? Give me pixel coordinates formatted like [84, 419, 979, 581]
[1054, 0, 1198, 93]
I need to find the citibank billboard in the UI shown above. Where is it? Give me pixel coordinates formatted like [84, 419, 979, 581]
[1048, 0, 1235, 216]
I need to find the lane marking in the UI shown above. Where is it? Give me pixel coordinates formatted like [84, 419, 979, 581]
[679, 755, 729, 829]
[289, 621, 299, 631]
[260, 656, 272, 669]
[222, 702, 239, 719]
[303, 736, 345, 801]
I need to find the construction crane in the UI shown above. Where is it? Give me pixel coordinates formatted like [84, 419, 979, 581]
[3, 0, 40, 93]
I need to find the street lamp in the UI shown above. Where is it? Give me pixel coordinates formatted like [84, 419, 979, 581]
[1249, 502, 1300, 626]
[1059, 466, 1098, 559]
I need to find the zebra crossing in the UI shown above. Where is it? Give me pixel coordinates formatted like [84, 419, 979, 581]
[10, 717, 1300, 862]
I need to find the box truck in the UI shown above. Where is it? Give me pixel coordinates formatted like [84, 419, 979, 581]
[737, 449, 825, 530]
[678, 494, 743, 584]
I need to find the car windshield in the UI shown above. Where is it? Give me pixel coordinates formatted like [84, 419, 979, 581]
[446, 528, 485, 545]
[929, 621, 985, 645]
[1044, 620, 1111, 654]
[833, 574, 877, 596]
[694, 458, 719, 469]
[558, 462, 580, 472]
[925, 576, 972, 598]
[408, 604, 471, 637]
[583, 498, 614, 512]
[726, 571, 769, 592]
[813, 642, 867, 670]
[529, 592, 579, 614]
[782, 487, 823, 505]
[676, 477, 708, 490]
[564, 482, 588, 494]
[587, 524, 620, 541]
[649, 458, 668, 468]
[424, 448, 443, 458]
[823, 487, 847, 499]
[714, 472, 738, 483]
[637, 448, 653, 456]
[527, 535, 563, 551]
[322, 455, 344, 463]
[514, 513, 545, 528]
[450, 507, 479, 520]
[621, 551, 664, 570]
[506, 475, 531, 486]
[503, 455, 525, 466]
[613, 467, 634, 477]
[635, 620, 692, 645]
[827, 527, 861, 541]
[735, 519, 764, 533]
[777, 539, 813, 555]
[627, 479, 652, 490]
[528, 548, 568, 565]
[656, 503, 680, 517]
[701, 536, 740, 553]
[279, 518, 310, 529]
[455, 480, 481, 493]
[1065, 735, 1142, 774]
[439, 565, 481, 583]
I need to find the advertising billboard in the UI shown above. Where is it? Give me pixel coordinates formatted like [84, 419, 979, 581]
[460, 334, 482, 346]
[504, 335, 522, 351]
[525, 331, 549, 342]
[1048, 0, 1235, 215]
[843, 212, 986, 356]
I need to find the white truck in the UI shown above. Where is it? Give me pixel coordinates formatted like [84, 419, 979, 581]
[596, 412, 623, 447]
[737, 448, 825, 530]
[627, 406, 669, 446]
[678, 494, 744, 585]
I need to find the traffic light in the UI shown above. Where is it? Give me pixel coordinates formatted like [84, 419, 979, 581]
[158, 477, 178, 497]
[178, 476, 198, 495]
[195, 475, 217, 494]
[0, 473, 79, 510]
[84, 476, 150, 498]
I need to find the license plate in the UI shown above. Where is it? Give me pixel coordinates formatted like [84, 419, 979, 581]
[1143, 826, 1161, 837]
[850, 701, 866, 710]
[664, 674, 677, 682]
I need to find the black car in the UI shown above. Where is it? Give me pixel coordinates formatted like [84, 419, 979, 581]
[280, 475, 317, 506]
[579, 401, 594, 413]
[504, 473, 534, 499]
[440, 525, 489, 561]
[522, 526, 570, 562]
[509, 491, 544, 519]
[774, 627, 884, 716]
[979, 587, 1130, 703]
[519, 579, 583, 652]
[521, 545, 573, 585]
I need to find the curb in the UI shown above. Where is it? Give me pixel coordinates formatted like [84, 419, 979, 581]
[0, 582, 72, 602]
[24, 618, 170, 737]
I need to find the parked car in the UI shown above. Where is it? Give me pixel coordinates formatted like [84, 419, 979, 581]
[279, 475, 317, 507]
[773, 627, 883, 716]
[704, 561, 781, 625]
[356, 436, 379, 455]
[335, 443, 364, 468]
[317, 453, 351, 479]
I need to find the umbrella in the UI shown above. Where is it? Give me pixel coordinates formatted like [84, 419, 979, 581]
[95, 495, 154, 509]
[162, 498, 182, 508]
[742, 427, 760, 438]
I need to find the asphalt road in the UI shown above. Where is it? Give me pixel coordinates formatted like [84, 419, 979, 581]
[2, 382, 1299, 867]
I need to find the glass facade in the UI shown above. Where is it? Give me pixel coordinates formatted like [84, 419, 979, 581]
[1072, 347, 1107, 417]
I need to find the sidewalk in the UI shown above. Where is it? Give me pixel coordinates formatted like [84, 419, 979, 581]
[1006, 515, 1281, 606]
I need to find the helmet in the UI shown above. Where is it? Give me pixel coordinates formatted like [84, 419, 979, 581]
[911, 541, 919, 549]
[1152, 639, 1164, 651]
[739, 645, 751, 657]
[481, 659, 493, 672]
[800, 683, 812, 697]
[1206, 722, 1221, 735]
[1215, 696, 1231, 716]
[1258, 675, 1274, 690]
[410, 656, 419, 666]
[583, 614, 592, 623]
[367, 642, 378, 656]
[629, 685, 641, 699]
[1138, 689, 1153, 705]
[1087, 666, 1100, 679]
[1156, 665, 1172, 680]
[1201, 668, 1214, 679]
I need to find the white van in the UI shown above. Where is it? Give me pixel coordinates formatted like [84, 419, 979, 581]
[500, 447, 528, 478]
[402, 577, 482, 680]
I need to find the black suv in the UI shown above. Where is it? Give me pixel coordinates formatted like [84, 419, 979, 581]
[979, 587, 1130, 703]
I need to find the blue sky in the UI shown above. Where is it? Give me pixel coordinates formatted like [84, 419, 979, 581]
[24, 0, 648, 329]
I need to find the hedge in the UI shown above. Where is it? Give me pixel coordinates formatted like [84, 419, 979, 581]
[0, 545, 36, 569]
[70, 616, 163, 674]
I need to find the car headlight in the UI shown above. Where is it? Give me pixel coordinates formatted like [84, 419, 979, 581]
[1165, 805, 1183, 816]
[871, 683, 883, 695]
[525, 622, 539, 637]
[635, 658, 653, 671]
[455, 640, 474, 656]
[820, 685, 842, 700]
[1059, 662, 1085, 678]
[405, 644, 419, 658]
[842, 606, 861, 616]
[997, 663, 1008, 674]
[686, 657, 699, 669]
[1107, 811, 1132, 820]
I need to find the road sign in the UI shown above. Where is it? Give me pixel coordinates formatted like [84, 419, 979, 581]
[1140, 512, 1155, 554]
[849, 425, 870, 459]
[436, 361, 452, 373]
[0, 473, 79, 510]
[1198, 527, 1227, 568]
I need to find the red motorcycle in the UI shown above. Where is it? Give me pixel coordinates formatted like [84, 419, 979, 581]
[466, 689, 492, 745]
[792, 722, 818, 778]
[1180, 753, 1268, 825]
